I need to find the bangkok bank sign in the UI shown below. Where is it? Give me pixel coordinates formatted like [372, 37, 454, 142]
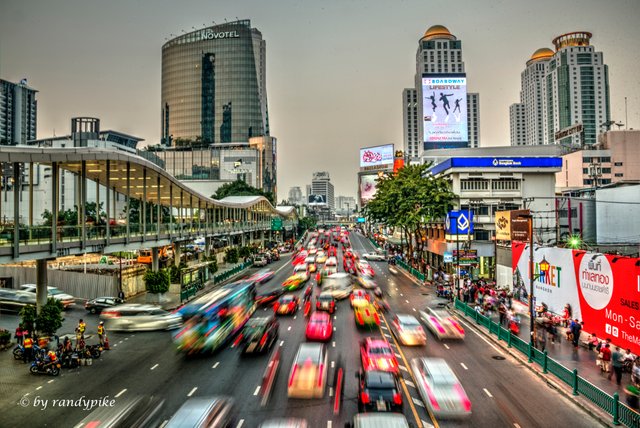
[512, 244, 640, 353]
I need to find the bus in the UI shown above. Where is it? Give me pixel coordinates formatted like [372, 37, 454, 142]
[173, 280, 256, 354]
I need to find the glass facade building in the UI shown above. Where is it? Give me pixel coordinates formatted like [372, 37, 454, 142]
[161, 20, 269, 146]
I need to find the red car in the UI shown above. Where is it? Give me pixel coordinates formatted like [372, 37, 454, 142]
[351, 289, 371, 306]
[274, 294, 299, 315]
[360, 338, 399, 374]
[305, 312, 333, 342]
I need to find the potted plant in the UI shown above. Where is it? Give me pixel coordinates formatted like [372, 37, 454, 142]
[626, 385, 640, 409]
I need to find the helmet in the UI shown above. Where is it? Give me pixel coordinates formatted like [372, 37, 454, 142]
[99, 321, 104, 325]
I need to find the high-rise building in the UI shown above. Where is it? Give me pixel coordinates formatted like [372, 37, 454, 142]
[509, 103, 526, 146]
[0, 78, 37, 145]
[161, 20, 270, 146]
[510, 32, 610, 147]
[311, 171, 334, 210]
[335, 196, 357, 216]
[403, 25, 480, 160]
[288, 186, 303, 206]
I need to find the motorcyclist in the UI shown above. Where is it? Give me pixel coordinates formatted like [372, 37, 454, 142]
[23, 334, 34, 363]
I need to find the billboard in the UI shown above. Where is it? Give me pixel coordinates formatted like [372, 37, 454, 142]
[359, 174, 379, 206]
[445, 210, 474, 235]
[393, 150, 405, 174]
[308, 194, 326, 205]
[495, 209, 530, 241]
[422, 75, 468, 145]
[359, 144, 394, 170]
[512, 244, 640, 355]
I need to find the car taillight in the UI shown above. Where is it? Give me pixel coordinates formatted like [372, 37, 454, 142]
[357, 312, 363, 325]
[273, 303, 280, 312]
[289, 364, 298, 387]
[367, 358, 374, 370]
[232, 334, 243, 346]
[316, 302, 321, 309]
[360, 392, 370, 404]
[450, 319, 465, 334]
[455, 384, 471, 411]
[102, 311, 120, 318]
[374, 313, 380, 325]
[393, 392, 403, 405]
[259, 332, 268, 347]
[317, 363, 324, 386]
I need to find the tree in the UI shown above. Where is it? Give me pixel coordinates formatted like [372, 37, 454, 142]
[298, 216, 317, 231]
[225, 247, 239, 264]
[212, 179, 275, 205]
[20, 299, 63, 337]
[144, 270, 170, 294]
[363, 163, 456, 270]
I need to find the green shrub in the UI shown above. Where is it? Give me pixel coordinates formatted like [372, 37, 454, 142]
[144, 270, 170, 294]
[225, 248, 239, 264]
[20, 298, 63, 337]
[0, 329, 11, 345]
[207, 259, 218, 275]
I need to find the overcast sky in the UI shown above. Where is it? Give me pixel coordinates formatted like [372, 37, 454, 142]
[1, 0, 639, 202]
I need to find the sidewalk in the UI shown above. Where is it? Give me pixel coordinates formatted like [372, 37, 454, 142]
[126, 262, 249, 311]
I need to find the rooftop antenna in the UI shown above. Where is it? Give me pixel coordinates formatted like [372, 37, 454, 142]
[615, 122, 625, 130]
[224, 18, 228, 23]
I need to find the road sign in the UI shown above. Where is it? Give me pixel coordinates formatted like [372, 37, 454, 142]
[271, 217, 283, 231]
[444, 252, 453, 263]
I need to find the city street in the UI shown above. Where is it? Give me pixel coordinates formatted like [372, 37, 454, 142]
[0, 231, 602, 427]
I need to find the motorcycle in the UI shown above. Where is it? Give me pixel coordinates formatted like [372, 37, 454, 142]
[30, 358, 60, 376]
[59, 351, 80, 369]
[81, 345, 102, 359]
[13, 343, 42, 361]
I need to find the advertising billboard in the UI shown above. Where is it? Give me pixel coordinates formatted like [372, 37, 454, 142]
[308, 194, 326, 205]
[495, 209, 530, 241]
[422, 75, 468, 145]
[512, 244, 640, 355]
[359, 144, 394, 170]
[359, 174, 378, 206]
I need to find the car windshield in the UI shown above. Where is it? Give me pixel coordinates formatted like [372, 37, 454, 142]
[48, 289, 63, 296]
[318, 295, 333, 301]
[281, 296, 294, 303]
[295, 345, 321, 364]
[369, 346, 392, 355]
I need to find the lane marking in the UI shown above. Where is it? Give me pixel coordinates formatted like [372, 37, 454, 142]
[331, 361, 335, 368]
[113, 343, 117, 347]
[334, 315, 337, 320]
[483, 388, 493, 398]
[212, 362, 220, 369]
[455, 316, 504, 355]
[237, 420, 244, 428]
[47, 380, 54, 384]
[150, 364, 159, 370]
[443, 344, 450, 350]
[406, 299, 410, 304]
[399, 365, 409, 372]
[115, 389, 127, 398]
[400, 293, 404, 297]
[187, 387, 198, 397]
[380, 325, 388, 330]
[412, 308, 417, 312]
[263, 308, 268, 311]
[460, 363, 468, 370]
[328, 422, 332, 428]
[253, 386, 261, 396]
[279, 340, 285, 347]
[412, 397, 425, 407]
[333, 327, 336, 331]
[404, 379, 415, 388]
[287, 326, 292, 331]
[124, 337, 128, 341]
[395, 353, 402, 358]
[514, 424, 522, 428]
[384, 333, 392, 338]
[36, 386, 42, 390]
[293, 316, 297, 320]
[329, 387, 334, 397]
[160, 420, 169, 428]
[332, 341, 336, 348]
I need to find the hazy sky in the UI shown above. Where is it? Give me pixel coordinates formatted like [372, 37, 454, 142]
[1, 0, 639, 202]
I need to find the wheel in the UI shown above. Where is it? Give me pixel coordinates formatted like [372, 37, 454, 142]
[90, 307, 97, 314]
[50, 366, 60, 376]
[30, 365, 38, 374]
[13, 347, 23, 360]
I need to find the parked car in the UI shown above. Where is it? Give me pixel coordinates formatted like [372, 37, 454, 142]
[20, 284, 76, 309]
[238, 316, 279, 354]
[85, 297, 124, 314]
[100, 304, 183, 332]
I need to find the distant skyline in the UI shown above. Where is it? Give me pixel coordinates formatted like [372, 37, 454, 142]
[1, 0, 639, 202]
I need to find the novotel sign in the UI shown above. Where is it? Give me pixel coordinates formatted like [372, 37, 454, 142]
[200, 30, 240, 40]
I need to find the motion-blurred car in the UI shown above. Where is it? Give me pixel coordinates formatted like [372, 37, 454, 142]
[315, 252, 327, 264]
[287, 342, 328, 399]
[357, 275, 377, 290]
[260, 419, 309, 428]
[345, 413, 411, 428]
[282, 274, 307, 291]
[419, 308, 465, 340]
[100, 304, 183, 332]
[351, 289, 371, 307]
[0, 289, 36, 312]
[253, 255, 268, 267]
[165, 396, 237, 428]
[305, 311, 333, 342]
[321, 273, 353, 300]
[354, 303, 380, 328]
[248, 269, 275, 284]
[292, 251, 308, 266]
[255, 289, 284, 307]
[72, 396, 164, 428]
[390, 314, 426, 346]
[293, 264, 310, 281]
[85, 297, 124, 314]
[411, 357, 471, 418]
[304, 257, 317, 273]
[363, 253, 386, 261]
[356, 370, 403, 413]
[238, 316, 279, 354]
[315, 292, 336, 314]
[274, 295, 299, 315]
[360, 338, 398, 374]
[356, 261, 375, 277]
[20, 284, 76, 309]
[351, 295, 370, 309]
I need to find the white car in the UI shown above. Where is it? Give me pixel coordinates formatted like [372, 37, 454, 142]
[391, 314, 426, 346]
[20, 284, 76, 309]
[101, 304, 182, 332]
[363, 253, 386, 261]
[411, 357, 471, 418]
[419, 308, 465, 340]
[293, 264, 310, 281]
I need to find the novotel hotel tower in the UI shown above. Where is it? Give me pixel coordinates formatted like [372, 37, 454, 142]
[161, 20, 270, 146]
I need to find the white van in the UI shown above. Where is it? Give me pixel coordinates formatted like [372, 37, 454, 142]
[321, 273, 353, 300]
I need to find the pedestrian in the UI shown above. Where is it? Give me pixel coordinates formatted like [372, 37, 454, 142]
[23, 334, 33, 363]
[570, 319, 582, 349]
[538, 325, 547, 352]
[498, 302, 507, 326]
[77, 319, 86, 339]
[601, 343, 612, 375]
[610, 346, 624, 385]
[14, 324, 24, 346]
[97, 321, 106, 346]
[588, 333, 599, 351]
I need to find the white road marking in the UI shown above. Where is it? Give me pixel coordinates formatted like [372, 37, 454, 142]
[287, 326, 292, 331]
[461, 363, 468, 370]
[279, 340, 285, 347]
[399, 365, 408, 372]
[327, 422, 332, 428]
[150, 364, 159, 370]
[380, 325, 388, 330]
[24, 393, 29, 396]
[412, 397, 425, 407]
[422, 421, 432, 428]
[333, 327, 336, 331]
[400, 293, 404, 297]
[456, 317, 505, 355]
[263, 308, 267, 311]
[36, 386, 42, 390]
[404, 379, 415, 388]
[329, 387, 334, 397]
[236, 420, 244, 428]
[293, 316, 297, 320]
[443, 344, 450, 350]
[253, 386, 261, 396]
[334, 315, 337, 320]
[514, 424, 522, 428]
[395, 353, 402, 358]
[113, 343, 117, 347]
[405, 299, 409, 304]
[159, 420, 169, 428]
[332, 341, 336, 348]
[483, 388, 493, 398]
[115, 389, 127, 398]
[412, 308, 416, 312]
[47, 380, 54, 384]
[118, 341, 123, 344]
[187, 387, 198, 397]
[384, 333, 392, 338]
[212, 362, 220, 369]
[124, 337, 128, 341]
[331, 361, 335, 368]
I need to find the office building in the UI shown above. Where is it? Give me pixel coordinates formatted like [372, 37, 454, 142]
[0, 78, 37, 146]
[509, 32, 610, 147]
[287, 186, 303, 206]
[310, 171, 334, 210]
[403, 25, 480, 160]
[335, 196, 357, 216]
[249, 136, 277, 197]
[509, 103, 526, 146]
[161, 20, 270, 146]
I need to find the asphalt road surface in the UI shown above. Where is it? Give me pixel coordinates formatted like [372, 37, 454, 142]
[0, 232, 602, 428]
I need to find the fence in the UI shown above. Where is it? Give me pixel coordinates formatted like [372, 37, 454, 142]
[393, 260, 639, 427]
[368, 236, 426, 282]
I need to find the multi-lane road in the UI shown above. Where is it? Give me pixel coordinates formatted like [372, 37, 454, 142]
[0, 232, 601, 427]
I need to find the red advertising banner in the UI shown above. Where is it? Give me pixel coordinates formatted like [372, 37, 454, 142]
[512, 243, 640, 354]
